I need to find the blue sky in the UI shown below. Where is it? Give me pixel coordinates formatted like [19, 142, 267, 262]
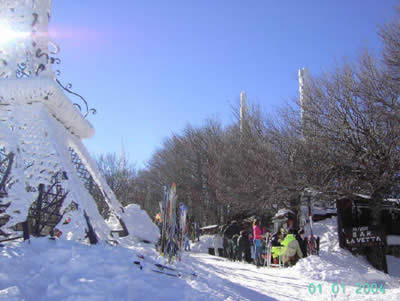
[50, 0, 398, 168]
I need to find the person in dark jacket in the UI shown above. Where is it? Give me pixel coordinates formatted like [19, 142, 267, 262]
[271, 232, 282, 246]
[224, 220, 241, 238]
[296, 229, 308, 258]
[223, 221, 241, 260]
[282, 229, 303, 266]
[232, 234, 240, 261]
[237, 230, 248, 262]
[194, 222, 200, 242]
[221, 225, 229, 258]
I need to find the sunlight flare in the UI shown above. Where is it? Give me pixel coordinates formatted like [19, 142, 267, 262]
[0, 23, 29, 44]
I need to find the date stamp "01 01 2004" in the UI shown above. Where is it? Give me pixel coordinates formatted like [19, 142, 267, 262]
[308, 283, 385, 295]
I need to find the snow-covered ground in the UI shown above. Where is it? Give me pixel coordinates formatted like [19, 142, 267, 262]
[1, 218, 399, 300]
[191, 235, 223, 254]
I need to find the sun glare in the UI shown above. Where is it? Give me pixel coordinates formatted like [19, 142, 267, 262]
[0, 23, 30, 44]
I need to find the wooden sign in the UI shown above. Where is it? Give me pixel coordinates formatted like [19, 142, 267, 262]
[344, 226, 385, 248]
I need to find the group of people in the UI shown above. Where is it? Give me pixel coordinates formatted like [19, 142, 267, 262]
[268, 227, 307, 267]
[222, 219, 311, 267]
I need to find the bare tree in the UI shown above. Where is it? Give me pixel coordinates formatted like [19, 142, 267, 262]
[380, 7, 400, 82]
[299, 54, 400, 221]
[95, 153, 137, 206]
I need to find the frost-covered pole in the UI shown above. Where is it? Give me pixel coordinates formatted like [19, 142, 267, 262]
[240, 91, 247, 134]
[298, 67, 310, 137]
[299, 68, 319, 254]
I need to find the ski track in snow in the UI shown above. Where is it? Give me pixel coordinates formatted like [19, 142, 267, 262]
[0, 218, 399, 300]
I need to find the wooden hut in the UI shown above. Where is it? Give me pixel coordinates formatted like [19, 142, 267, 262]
[336, 194, 400, 273]
[272, 209, 297, 233]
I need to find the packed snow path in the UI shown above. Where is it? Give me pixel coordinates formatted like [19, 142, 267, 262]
[184, 252, 398, 301]
[0, 240, 399, 301]
[188, 253, 311, 300]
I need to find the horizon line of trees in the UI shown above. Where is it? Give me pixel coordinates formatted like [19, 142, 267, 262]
[95, 7, 400, 227]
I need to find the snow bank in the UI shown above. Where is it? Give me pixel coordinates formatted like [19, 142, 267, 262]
[387, 235, 400, 246]
[191, 235, 223, 253]
[293, 217, 398, 284]
[0, 238, 232, 301]
[121, 204, 160, 243]
[387, 255, 400, 277]
[0, 239, 182, 300]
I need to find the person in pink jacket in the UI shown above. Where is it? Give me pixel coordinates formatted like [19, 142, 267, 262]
[253, 219, 264, 267]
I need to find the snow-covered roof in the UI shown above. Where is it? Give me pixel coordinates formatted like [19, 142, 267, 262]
[385, 199, 400, 205]
[312, 208, 337, 215]
[302, 187, 321, 196]
[352, 193, 371, 199]
[200, 225, 219, 230]
[273, 209, 294, 218]
[349, 194, 400, 206]
[299, 205, 337, 216]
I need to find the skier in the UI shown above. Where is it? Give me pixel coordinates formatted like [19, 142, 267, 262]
[237, 230, 248, 262]
[253, 219, 264, 267]
[281, 229, 303, 266]
[296, 229, 308, 258]
[232, 234, 240, 261]
[223, 220, 240, 260]
[190, 223, 195, 242]
[270, 231, 283, 265]
[213, 233, 222, 256]
[262, 226, 267, 235]
[221, 224, 230, 258]
[263, 231, 272, 266]
[184, 234, 191, 251]
[243, 231, 252, 263]
[222, 235, 229, 258]
[194, 222, 200, 242]
[248, 232, 254, 262]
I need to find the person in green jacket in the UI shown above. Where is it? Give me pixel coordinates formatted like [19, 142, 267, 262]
[281, 229, 303, 266]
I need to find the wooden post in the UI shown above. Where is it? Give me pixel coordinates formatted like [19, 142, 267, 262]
[34, 184, 45, 236]
[22, 221, 30, 241]
[0, 152, 14, 197]
[336, 199, 344, 248]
